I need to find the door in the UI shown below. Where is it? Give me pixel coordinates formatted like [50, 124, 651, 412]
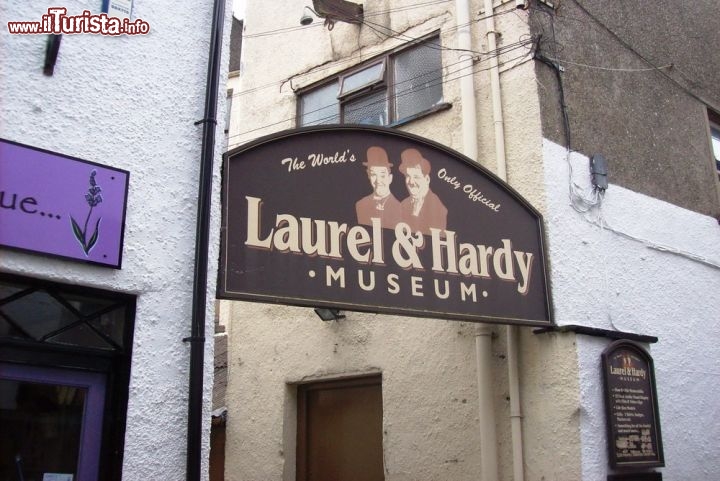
[0, 362, 106, 481]
[297, 375, 384, 481]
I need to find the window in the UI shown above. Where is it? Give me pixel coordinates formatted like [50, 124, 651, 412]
[0, 274, 136, 481]
[298, 36, 446, 127]
[708, 110, 720, 180]
[225, 89, 233, 134]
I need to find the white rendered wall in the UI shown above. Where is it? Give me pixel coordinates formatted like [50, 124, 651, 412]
[543, 139, 720, 480]
[0, 1, 230, 479]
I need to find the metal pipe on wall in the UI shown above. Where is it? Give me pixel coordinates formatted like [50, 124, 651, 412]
[484, 0, 507, 181]
[455, 1, 500, 480]
[186, 0, 226, 479]
[482, 0, 525, 479]
[456, 0, 478, 161]
[507, 325, 525, 481]
[475, 326, 499, 481]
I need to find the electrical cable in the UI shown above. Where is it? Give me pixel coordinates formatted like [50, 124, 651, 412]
[228, 42, 534, 142]
[532, 3, 720, 312]
[232, 39, 534, 134]
[359, 8, 518, 56]
[242, 0, 503, 41]
[569, 0, 720, 113]
[233, 34, 456, 99]
[242, 0, 453, 38]
[302, 41, 532, 124]
[541, 56, 673, 73]
[590, 208, 720, 271]
[230, 33, 531, 102]
[531, 1, 606, 214]
[235, 4, 522, 100]
[365, 0, 454, 18]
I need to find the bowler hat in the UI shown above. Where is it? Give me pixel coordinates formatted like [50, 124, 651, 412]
[363, 146, 393, 168]
[399, 148, 431, 175]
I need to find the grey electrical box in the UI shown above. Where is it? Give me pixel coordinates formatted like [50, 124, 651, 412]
[590, 154, 608, 190]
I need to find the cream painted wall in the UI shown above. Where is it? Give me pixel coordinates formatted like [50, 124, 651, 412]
[226, 304, 486, 481]
[224, 1, 583, 480]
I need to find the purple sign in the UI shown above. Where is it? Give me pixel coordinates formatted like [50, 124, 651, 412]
[0, 139, 128, 268]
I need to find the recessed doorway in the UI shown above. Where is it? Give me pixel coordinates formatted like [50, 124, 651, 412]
[296, 375, 384, 481]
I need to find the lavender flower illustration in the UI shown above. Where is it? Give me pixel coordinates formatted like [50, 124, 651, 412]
[71, 170, 103, 256]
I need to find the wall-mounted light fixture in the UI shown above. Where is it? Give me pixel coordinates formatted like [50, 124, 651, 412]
[300, 6, 317, 26]
[314, 308, 345, 321]
[301, 0, 363, 29]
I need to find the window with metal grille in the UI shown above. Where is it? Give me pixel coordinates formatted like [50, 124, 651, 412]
[0, 273, 135, 481]
[298, 35, 448, 127]
[0, 276, 133, 352]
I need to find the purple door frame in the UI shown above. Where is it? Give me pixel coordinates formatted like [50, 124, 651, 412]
[0, 362, 106, 481]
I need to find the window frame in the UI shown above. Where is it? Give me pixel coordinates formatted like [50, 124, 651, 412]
[338, 59, 387, 99]
[225, 89, 233, 134]
[0, 273, 136, 481]
[707, 109, 720, 181]
[296, 33, 450, 128]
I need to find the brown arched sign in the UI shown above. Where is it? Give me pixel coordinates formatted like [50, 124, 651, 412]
[218, 126, 552, 326]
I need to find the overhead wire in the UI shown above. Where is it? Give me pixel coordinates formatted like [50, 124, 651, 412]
[532, 0, 720, 278]
[358, 8, 518, 56]
[242, 0, 508, 40]
[242, 0, 453, 39]
[232, 35, 530, 104]
[533, 0, 719, 215]
[299, 40, 534, 127]
[569, 0, 719, 113]
[228, 39, 535, 142]
[364, 0, 454, 17]
[234, 35, 455, 100]
[540, 57, 672, 73]
[530, 2, 603, 214]
[235, 55, 532, 140]
[232, 39, 534, 133]
[231, 5, 519, 101]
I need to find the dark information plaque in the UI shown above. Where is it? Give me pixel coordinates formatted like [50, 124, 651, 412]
[602, 340, 664, 469]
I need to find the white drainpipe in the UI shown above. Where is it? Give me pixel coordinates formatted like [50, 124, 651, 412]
[456, 1, 499, 481]
[483, 0, 526, 479]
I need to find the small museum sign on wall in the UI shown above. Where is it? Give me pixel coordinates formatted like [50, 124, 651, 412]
[218, 126, 552, 326]
[603, 340, 664, 469]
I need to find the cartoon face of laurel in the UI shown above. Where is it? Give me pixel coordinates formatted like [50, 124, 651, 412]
[355, 146, 401, 229]
[368, 165, 393, 198]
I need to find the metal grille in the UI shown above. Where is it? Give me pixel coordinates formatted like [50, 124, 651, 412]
[394, 44, 443, 121]
[0, 276, 133, 353]
[343, 90, 388, 126]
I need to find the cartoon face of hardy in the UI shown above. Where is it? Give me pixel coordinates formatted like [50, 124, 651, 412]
[403, 165, 430, 200]
[399, 148, 432, 200]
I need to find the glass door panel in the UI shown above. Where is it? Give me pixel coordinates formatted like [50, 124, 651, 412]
[0, 363, 106, 481]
